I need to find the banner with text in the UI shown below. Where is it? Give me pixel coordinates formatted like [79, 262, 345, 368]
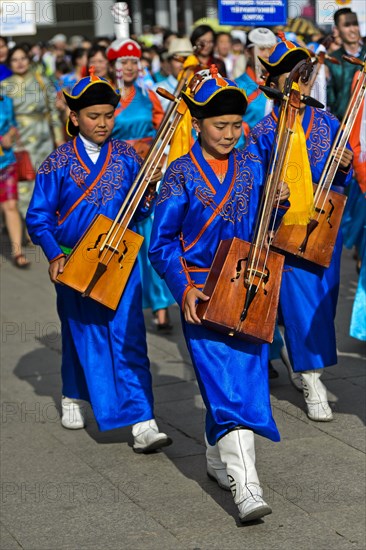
[218, 0, 287, 26]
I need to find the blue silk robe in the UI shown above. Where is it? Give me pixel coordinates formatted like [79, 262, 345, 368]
[26, 137, 156, 431]
[112, 84, 174, 312]
[246, 107, 353, 372]
[149, 140, 281, 445]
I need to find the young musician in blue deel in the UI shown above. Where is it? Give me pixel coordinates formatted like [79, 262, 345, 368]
[149, 67, 290, 523]
[26, 72, 172, 453]
[246, 37, 353, 422]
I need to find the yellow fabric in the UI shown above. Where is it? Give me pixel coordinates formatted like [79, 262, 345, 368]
[282, 113, 314, 225]
[167, 109, 193, 164]
[167, 55, 200, 165]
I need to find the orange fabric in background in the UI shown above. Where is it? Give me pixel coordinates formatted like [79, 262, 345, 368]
[349, 72, 366, 193]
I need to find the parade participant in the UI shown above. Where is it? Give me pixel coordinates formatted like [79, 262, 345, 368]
[2, 46, 64, 220]
[235, 28, 277, 132]
[247, 37, 353, 421]
[26, 73, 172, 453]
[107, 38, 175, 331]
[0, 94, 30, 268]
[149, 67, 290, 523]
[326, 9, 366, 120]
[152, 37, 193, 112]
[190, 25, 227, 77]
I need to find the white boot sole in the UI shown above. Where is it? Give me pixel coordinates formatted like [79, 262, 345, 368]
[133, 435, 172, 454]
[240, 503, 272, 523]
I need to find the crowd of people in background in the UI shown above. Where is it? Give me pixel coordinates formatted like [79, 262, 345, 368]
[0, 9, 365, 342]
[1, 8, 365, 526]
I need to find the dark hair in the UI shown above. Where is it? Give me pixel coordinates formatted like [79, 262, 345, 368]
[87, 45, 107, 62]
[56, 59, 71, 75]
[0, 36, 8, 45]
[93, 36, 111, 47]
[71, 47, 86, 67]
[190, 25, 215, 47]
[334, 8, 353, 26]
[7, 45, 30, 65]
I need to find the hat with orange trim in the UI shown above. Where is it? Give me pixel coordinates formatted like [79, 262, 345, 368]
[63, 68, 121, 136]
[182, 65, 247, 119]
[106, 38, 142, 61]
[259, 33, 311, 85]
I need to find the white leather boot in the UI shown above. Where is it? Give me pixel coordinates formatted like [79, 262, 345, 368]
[301, 370, 333, 421]
[217, 429, 272, 523]
[205, 434, 230, 491]
[132, 419, 172, 453]
[61, 396, 87, 429]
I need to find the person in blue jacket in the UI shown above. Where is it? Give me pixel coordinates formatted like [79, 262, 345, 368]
[26, 73, 172, 453]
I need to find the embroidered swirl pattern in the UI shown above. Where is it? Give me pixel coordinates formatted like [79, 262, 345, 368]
[220, 155, 254, 223]
[247, 115, 276, 146]
[308, 110, 331, 166]
[38, 142, 73, 174]
[157, 157, 188, 204]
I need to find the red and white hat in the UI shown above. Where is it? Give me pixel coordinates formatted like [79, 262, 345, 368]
[106, 38, 141, 61]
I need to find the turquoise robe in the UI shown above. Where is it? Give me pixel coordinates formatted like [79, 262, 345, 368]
[26, 137, 156, 431]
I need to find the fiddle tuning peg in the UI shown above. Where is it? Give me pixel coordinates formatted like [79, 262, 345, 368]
[259, 85, 283, 101]
[301, 95, 324, 109]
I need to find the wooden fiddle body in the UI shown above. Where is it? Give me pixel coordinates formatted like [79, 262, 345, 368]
[57, 215, 143, 310]
[271, 184, 346, 268]
[196, 238, 284, 344]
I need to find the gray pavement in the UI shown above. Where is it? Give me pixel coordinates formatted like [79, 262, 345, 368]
[0, 242, 365, 550]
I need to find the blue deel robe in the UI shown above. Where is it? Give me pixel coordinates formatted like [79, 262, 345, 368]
[26, 136, 156, 431]
[246, 106, 353, 373]
[112, 84, 174, 312]
[149, 140, 283, 445]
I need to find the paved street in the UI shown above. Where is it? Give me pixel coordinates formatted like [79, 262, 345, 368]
[1, 242, 365, 550]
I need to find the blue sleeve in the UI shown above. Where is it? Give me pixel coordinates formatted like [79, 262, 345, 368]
[148, 162, 192, 309]
[26, 159, 64, 262]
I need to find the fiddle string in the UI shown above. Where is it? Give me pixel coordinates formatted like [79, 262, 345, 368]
[314, 70, 366, 219]
[246, 97, 291, 291]
[98, 108, 181, 265]
[97, 63, 194, 264]
[97, 98, 182, 264]
[313, 67, 366, 207]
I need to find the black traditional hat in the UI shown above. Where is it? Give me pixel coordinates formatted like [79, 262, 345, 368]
[182, 65, 247, 119]
[63, 68, 120, 136]
[258, 33, 311, 86]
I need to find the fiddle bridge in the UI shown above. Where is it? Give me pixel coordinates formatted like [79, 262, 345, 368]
[196, 237, 284, 344]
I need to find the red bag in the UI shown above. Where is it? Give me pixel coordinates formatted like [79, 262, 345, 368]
[14, 150, 36, 181]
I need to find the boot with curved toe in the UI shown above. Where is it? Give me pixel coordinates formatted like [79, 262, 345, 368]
[132, 419, 172, 453]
